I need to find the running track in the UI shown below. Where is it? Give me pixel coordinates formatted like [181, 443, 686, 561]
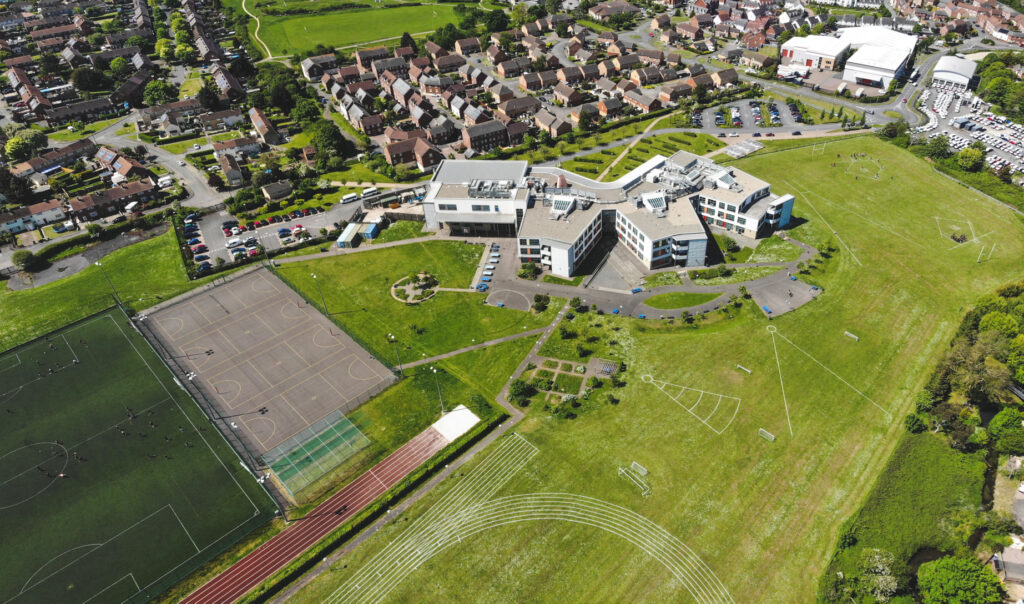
[182, 427, 448, 604]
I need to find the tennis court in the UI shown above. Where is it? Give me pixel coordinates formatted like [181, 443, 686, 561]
[0, 307, 275, 604]
[144, 269, 396, 495]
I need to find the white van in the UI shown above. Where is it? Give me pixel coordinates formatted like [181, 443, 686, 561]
[361, 187, 378, 198]
[341, 193, 359, 204]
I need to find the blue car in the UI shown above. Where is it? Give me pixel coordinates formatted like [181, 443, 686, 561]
[476, 283, 489, 291]
[194, 254, 209, 261]
[631, 287, 643, 294]
[278, 227, 291, 235]
[187, 238, 201, 245]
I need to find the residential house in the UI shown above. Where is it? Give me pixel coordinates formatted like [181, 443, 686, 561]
[598, 96, 623, 117]
[462, 120, 508, 152]
[497, 95, 542, 119]
[384, 137, 444, 171]
[68, 180, 157, 219]
[623, 89, 661, 113]
[535, 110, 571, 136]
[261, 180, 292, 201]
[355, 46, 389, 72]
[211, 62, 244, 99]
[212, 136, 261, 159]
[300, 54, 338, 80]
[589, 0, 641, 21]
[218, 153, 244, 187]
[200, 108, 244, 131]
[248, 107, 281, 145]
[455, 37, 481, 55]
[553, 82, 583, 106]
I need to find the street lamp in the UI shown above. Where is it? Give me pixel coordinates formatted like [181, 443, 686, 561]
[95, 261, 121, 304]
[311, 273, 328, 314]
[431, 366, 445, 415]
[388, 333, 404, 377]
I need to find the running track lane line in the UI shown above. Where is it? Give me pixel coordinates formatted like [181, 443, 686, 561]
[182, 427, 448, 604]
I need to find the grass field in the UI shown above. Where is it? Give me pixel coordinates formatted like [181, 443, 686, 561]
[47, 117, 123, 143]
[159, 136, 207, 155]
[691, 265, 781, 285]
[274, 241, 563, 361]
[0, 230, 222, 350]
[643, 291, 722, 309]
[0, 308, 275, 603]
[601, 133, 725, 181]
[254, 5, 459, 55]
[371, 220, 430, 244]
[542, 274, 584, 287]
[643, 271, 683, 287]
[288, 135, 1024, 603]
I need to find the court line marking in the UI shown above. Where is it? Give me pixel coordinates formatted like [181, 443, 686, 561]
[82, 572, 138, 604]
[782, 179, 863, 266]
[768, 327, 794, 436]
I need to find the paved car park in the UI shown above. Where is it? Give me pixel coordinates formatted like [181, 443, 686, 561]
[186, 202, 364, 270]
[916, 84, 1024, 177]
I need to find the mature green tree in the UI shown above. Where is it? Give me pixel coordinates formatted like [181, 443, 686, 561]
[917, 555, 1003, 604]
[175, 44, 197, 64]
[143, 80, 177, 106]
[307, 119, 346, 157]
[38, 53, 61, 76]
[290, 97, 322, 124]
[925, 134, 952, 159]
[5, 136, 34, 162]
[0, 167, 32, 203]
[483, 9, 509, 32]
[957, 147, 984, 172]
[11, 250, 38, 271]
[109, 56, 132, 78]
[979, 311, 1019, 338]
[196, 79, 220, 109]
[70, 67, 107, 91]
[399, 32, 417, 52]
[155, 38, 175, 62]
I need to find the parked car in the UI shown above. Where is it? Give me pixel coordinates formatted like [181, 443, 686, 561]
[226, 238, 243, 248]
[194, 254, 209, 261]
[187, 238, 201, 245]
[192, 244, 208, 253]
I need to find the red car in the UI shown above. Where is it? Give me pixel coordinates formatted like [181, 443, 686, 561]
[248, 248, 260, 257]
[302, 208, 312, 216]
[192, 244, 208, 253]
[222, 228, 232, 236]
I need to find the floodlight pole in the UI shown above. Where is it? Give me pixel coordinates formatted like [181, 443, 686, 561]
[311, 273, 328, 314]
[431, 366, 445, 414]
[95, 261, 121, 305]
[211, 406, 269, 421]
[388, 333, 404, 377]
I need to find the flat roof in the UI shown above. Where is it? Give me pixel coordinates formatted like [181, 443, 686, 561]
[617, 194, 705, 240]
[432, 159, 528, 183]
[518, 196, 605, 242]
[781, 34, 850, 57]
[845, 45, 909, 73]
[432, 405, 480, 443]
[839, 26, 916, 54]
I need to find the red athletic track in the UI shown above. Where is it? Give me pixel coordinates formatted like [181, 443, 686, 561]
[182, 427, 448, 604]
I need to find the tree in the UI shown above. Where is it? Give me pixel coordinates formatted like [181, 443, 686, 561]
[39, 53, 61, 76]
[11, 250, 38, 271]
[399, 32, 417, 52]
[4, 136, 33, 162]
[957, 147, 984, 172]
[143, 80, 177, 106]
[0, 167, 32, 203]
[483, 9, 509, 33]
[175, 44, 197, 64]
[308, 119, 347, 157]
[859, 549, 899, 602]
[997, 163, 1013, 183]
[70, 67, 106, 91]
[508, 378, 534, 404]
[979, 311, 1019, 338]
[925, 134, 952, 159]
[917, 555, 1003, 604]
[207, 172, 224, 188]
[196, 79, 220, 109]
[110, 56, 133, 79]
[904, 413, 927, 433]
[290, 97, 322, 124]
[155, 38, 176, 62]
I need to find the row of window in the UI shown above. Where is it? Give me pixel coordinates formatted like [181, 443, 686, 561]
[438, 204, 500, 212]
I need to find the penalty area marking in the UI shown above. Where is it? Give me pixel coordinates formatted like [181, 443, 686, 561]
[767, 325, 892, 423]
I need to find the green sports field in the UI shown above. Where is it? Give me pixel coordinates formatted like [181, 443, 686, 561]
[0, 308, 275, 603]
[254, 5, 458, 56]
[287, 136, 1024, 602]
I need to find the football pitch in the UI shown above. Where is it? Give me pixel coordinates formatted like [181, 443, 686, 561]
[0, 307, 276, 603]
[288, 136, 1024, 602]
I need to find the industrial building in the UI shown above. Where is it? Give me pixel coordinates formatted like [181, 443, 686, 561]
[422, 154, 795, 279]
[931, 55, 978, 91]
[839, 26, 917, 88]
[780, 35, 851, 71]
